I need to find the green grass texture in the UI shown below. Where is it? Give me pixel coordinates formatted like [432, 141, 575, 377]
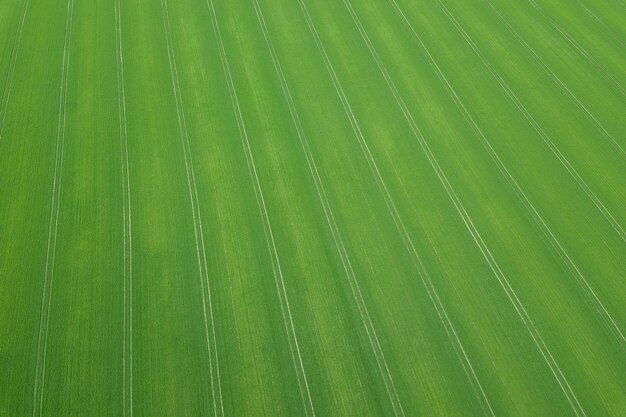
[0, 0, 624, 415]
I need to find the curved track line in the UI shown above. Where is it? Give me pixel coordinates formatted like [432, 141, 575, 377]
[486, 0, 625, 158]
[389, 0, 626, 351]
[295, 0, 496, 414]
[205, 1, 316, 415]
[32, 0, 74, 415]
[252, 1, 406, 415]
[438, 1, 625, 243]
[160, 1, 224, 415]
[378, 1, 592, 414]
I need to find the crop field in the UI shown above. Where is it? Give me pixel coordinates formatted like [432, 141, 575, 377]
[0, 0, 624, 415]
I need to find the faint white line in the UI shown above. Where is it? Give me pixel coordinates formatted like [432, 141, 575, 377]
[205, 1, 316, 415]
[160, 0, 224, 415]
[439, 2, 626, 243]
[251, 1, 405, 415]
[486, 0, 625, 157]
[0, 0, 31, 145]
[114, 0, 133, 415]
[32, 0, 74, 415]
[575, 0, 625, 47]
[388, 0, 626, 353]
[525, 0, 626, 97]
[294, 0, 495, 415]
[386, 3, 589, 414]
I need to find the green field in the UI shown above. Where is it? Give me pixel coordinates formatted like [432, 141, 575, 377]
[0, 0, 624, 415]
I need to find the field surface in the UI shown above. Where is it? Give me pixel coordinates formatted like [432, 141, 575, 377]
[0, 0, 624, 416]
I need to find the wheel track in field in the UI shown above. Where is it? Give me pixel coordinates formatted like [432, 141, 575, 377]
[526, 0, 626, 98]
[485, 0, 625, 158]
[0, 0, 31, 146]
[114, 0, 134, 415]
[294, 0, 497, 415]
[251, 1, 406, 415]
[437, 1, 626, 244]
[377, 0, 594, 414]
[575, 0, 626, 48]
[204, 1, 317, 416]
[388, 0, 626, 353]
[159, 0, 224, 415]
[32, 0, 74, 415]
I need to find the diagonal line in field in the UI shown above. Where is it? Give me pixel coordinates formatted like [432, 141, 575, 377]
[485, 0, 625, 158]
[365, 0, 589, 414]
[525, 0, 626, 97]
[204, 1, 316, 416]
[294, 0, 496, 415]
[0, 0, 31, 146]
[159, 0, 224, 415]
[32, 0, 74, 415]
[575, 0, 625, 48]
[387, 0, 626, 355]
[437, 1, 626, 244]
[251, 1, 406, 415]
